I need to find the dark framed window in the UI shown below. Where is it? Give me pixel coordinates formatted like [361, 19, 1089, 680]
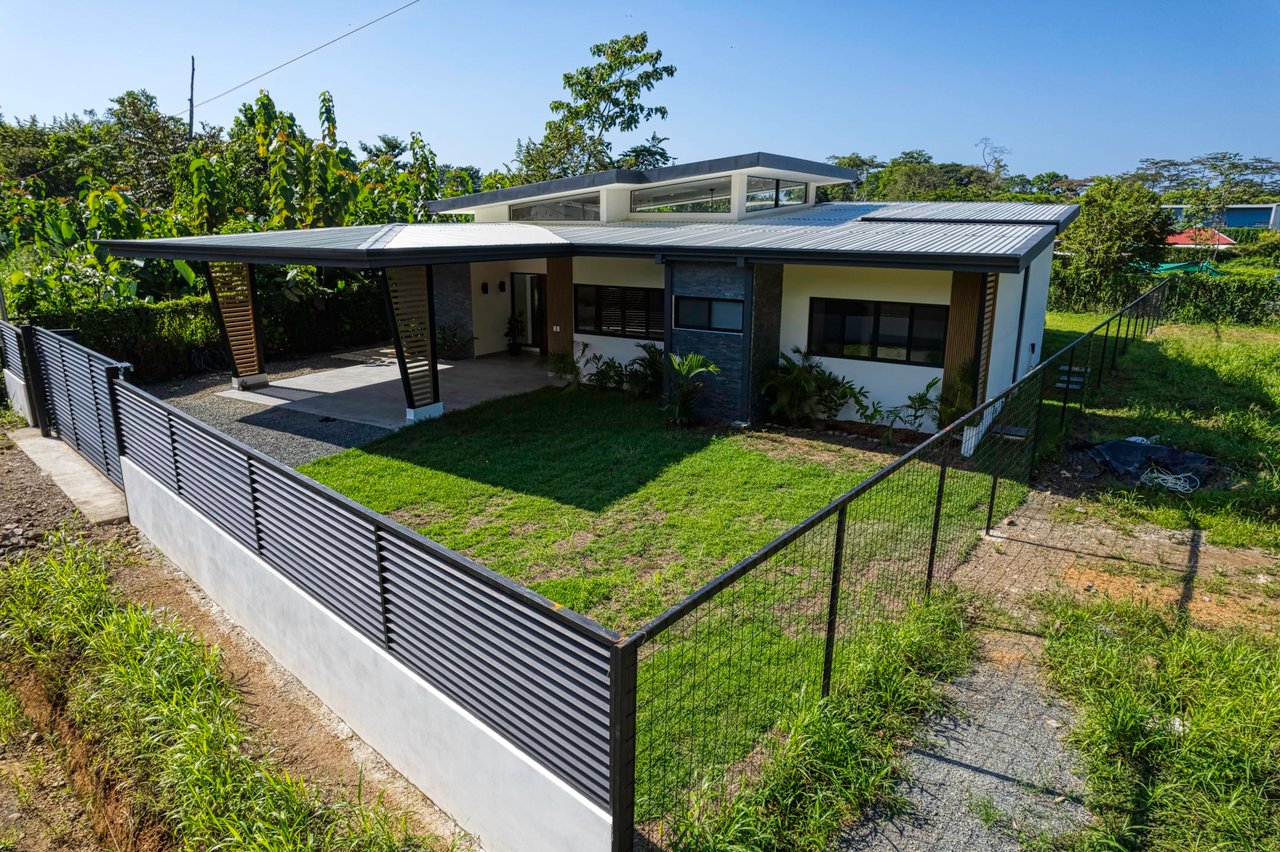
[745, 176, 808, 213]
[510, 192, 600, 221]
[674, 296, 744, 333]
[630, 176, 732, 214]
[574, 284, 664, 340]
[808, 298, 948, 365]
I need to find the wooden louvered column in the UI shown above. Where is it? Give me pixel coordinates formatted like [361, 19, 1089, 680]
[383, 265, 441, 419]
[206, 262, 266, 388]
[976, 272, 999, 401]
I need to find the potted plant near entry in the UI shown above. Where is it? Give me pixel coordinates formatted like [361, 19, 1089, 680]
[505, 311, 526, 356]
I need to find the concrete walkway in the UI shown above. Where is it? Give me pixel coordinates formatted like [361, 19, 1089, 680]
[218, 353, 559, 430]
[9, 428, 128, 524]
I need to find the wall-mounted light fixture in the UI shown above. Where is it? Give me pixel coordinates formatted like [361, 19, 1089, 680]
[481, 281, 489, 295]
[498, 280, 507, 293]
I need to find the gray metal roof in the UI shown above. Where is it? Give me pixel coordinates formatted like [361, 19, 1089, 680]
[428, 152, 860, 213]
[99, 201, 1065, 272]
[854, 201, 1079, 233]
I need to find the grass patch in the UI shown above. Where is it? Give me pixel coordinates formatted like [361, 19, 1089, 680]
[0, 685, 26, 745]
[1044, 314, 1280, 550]
[303, 388, 890, 631]
[667, 592, 976, 851]
[1038, 595, 1280, 850]
[0, 531, 443, 850]
[0, 405, 25, 432]
[304, 388, 1023, 632]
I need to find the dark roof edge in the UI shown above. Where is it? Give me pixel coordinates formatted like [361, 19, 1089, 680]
[93, 239, 577, 269]
[861, 205, 1080, 235]
[428, 152, 858, 213]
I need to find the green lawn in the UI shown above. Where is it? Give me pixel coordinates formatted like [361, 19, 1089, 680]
[302, 389, 891, 631]
[1044, 313, 1280, 550]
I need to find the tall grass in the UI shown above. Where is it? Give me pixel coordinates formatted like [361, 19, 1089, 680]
[671, 592, 976, 851]
[1038, 595, 1280, 850]
[0, 531, 442, 850]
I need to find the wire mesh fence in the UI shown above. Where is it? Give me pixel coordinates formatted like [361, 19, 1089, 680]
[617, 281, 1172, 847]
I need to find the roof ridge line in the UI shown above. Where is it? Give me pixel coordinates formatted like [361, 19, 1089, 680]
[359, 223, 403, 250]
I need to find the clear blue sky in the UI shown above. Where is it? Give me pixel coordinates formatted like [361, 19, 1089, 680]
[2, 0, 1276, 178]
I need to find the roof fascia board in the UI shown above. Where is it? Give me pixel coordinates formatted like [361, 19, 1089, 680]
[94, 240, 576, 269]
[429, 152, 860, 213]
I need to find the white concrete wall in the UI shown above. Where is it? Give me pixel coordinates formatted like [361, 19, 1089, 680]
[780, 265, 949, 424]
[571, 257, 666, 373]
[986, 244, 1052, 399]
[469, 259, 547, 356]
[4, 368, 31, 426]
[122, 458, 611, 852]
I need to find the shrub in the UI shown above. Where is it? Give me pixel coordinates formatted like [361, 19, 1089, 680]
[1166, 266, 1280, 324]
[626, 342, 666, 398]
[549, 340, 591, 389]
[667, 352, 719, 426]
[584, 355, 628, 391]
[760, 347, 865, 425]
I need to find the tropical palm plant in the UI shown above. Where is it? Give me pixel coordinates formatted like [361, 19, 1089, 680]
[667, 352, 719, 426]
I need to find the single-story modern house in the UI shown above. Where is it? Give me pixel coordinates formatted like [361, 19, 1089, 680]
[100, 153, 1078, 430]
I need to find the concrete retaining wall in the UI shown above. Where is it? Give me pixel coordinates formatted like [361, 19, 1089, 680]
[122, 457, 612, 852]
[4, 367, 32, 426]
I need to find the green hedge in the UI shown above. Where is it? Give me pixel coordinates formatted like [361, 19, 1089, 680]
[1166, 266, 1280, 325]
[24, 297, 222, 382]
[1220, 227, 1267, 245]
[19, 281, 390, 382]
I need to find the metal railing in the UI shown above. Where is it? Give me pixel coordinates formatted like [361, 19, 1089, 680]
[611, 280, 1171, 847]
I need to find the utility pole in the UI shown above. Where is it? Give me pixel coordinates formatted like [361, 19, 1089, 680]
[187, 56, 195, 141]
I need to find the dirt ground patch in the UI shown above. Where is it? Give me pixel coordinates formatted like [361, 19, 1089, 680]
[0, 705, 101, 851]
[953, 489, 1279, 632]
[0, 432, 475, 850]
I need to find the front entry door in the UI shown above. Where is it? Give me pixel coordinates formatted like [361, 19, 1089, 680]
[511, 272, 548, 355]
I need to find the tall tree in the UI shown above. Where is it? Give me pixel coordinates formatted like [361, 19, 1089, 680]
[511, 32, 676, 182]
[1053, 177, 1173, 309]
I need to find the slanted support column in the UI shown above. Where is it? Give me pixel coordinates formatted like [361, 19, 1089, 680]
[205, 262, 267, 389]
[382, 266, 442, 422]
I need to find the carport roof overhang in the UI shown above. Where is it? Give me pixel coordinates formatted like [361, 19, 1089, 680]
[98, 219, 1059, 274]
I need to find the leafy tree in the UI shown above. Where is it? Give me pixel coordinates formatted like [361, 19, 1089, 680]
[511, 32, 676, 181]
[1052, 177, 1173, 310]
[818, 153, 887, 201]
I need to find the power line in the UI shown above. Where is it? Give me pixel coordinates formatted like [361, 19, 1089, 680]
[12, 0, 424, 185]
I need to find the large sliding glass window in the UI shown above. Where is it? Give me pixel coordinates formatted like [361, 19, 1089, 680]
[745, 176, 808, 212]
[674, 297, 744, 333]
[808, 298, 948, 365]
[574, 284, 664, 340]
[630, 176, 732, 214]
[509, 192, 600, 221]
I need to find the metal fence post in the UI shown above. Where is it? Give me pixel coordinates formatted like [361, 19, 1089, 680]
[18, 326, 51, 437]
[1096, 318, 1111, 389]
[1058, 344, 1076, 431]
[610, 640, 639, 852]
[821, 504, 848, 697]
[102, 365, 127, 460]
[985, 395, 1015, 534]
[925, 449, 949, 597]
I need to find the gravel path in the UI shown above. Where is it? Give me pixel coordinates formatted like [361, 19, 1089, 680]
[840, 631, 1090, 851]
[141, 353, 391, 467]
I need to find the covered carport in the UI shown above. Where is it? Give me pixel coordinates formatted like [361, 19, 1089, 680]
[100, 224, 574, 423]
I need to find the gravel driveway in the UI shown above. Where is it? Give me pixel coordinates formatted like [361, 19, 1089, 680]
[840, 631, 1090, 851]
[141, 353, 391, 468]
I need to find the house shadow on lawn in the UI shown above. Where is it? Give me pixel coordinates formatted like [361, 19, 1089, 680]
[330, 387, 715, 512]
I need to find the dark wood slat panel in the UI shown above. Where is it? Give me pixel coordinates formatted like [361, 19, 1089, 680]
[208, 262, 263, 378]
[385, 265, 436, 408]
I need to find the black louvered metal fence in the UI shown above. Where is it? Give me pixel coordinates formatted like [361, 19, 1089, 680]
[112, 380, 619, 808]
[26, 327, 128, 487]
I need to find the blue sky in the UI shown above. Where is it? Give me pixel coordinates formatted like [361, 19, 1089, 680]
[1, 0, 1276, 178]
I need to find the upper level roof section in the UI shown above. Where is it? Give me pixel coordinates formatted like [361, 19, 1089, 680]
[428, 153, 860, 222]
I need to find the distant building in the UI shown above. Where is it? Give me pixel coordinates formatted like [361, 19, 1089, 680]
[1166, 228, 1236, 248]
[1162, 203, 1280, 230]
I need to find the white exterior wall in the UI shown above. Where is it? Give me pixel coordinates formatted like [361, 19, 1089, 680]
[4, 368, 32, 426]
[780, 265, 950, 425]
[572, 257, 665, 370]
[469, 259, 547, 356]
[985, 244, 1052, 400]
[122, 458, 612, 852]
